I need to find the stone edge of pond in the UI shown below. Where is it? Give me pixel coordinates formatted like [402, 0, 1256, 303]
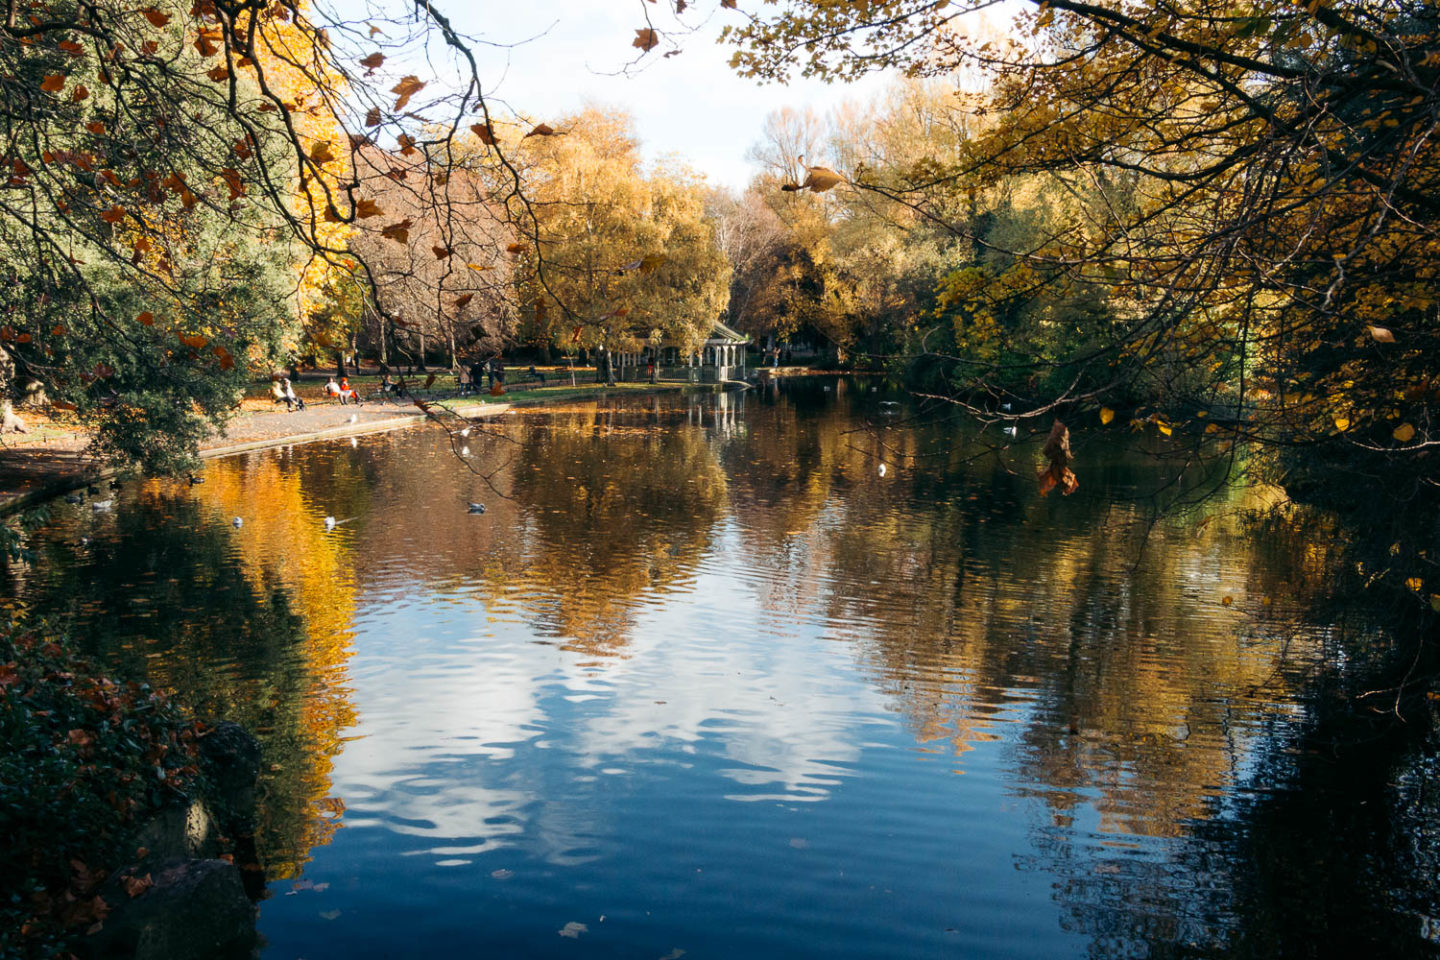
[0, 381, 710, 517]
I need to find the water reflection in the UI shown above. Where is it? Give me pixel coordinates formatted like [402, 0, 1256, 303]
[2, 381, 1415, 958]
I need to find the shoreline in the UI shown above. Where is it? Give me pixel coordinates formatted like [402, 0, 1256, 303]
[0, 380, 702, 516]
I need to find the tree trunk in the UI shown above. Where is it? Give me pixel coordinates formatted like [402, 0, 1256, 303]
[417, 332, 427, 372]
[335, 351, 347, 378]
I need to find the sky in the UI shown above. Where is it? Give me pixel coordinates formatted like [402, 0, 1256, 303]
[329, 1, 899, 191]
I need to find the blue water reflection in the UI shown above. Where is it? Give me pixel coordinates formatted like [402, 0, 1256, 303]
[9, 381, 1355, 958]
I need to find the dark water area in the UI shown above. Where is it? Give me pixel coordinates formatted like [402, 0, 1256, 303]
[7, 379, 1440, 958]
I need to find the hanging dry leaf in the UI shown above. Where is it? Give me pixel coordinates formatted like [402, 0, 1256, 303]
[381, 219, 413, 243]
[1394, 422, 1416, 442]
[1368, 325, 1396, 343]
[391, 75, 425, 111]
[633, 28, 660, 52]
[140, 7, 170, 26]
[524, 123, 555, 138]
[355, 198, 383, 219]
[309, 141, 336, 165]
[206, 65, 228, 83]
[1037, 419, 1079, 496]
[431, 245, 451, 259]
[470, 122, 496, 145]
[364, 107, 382, 126]
[98, 205, 125, 223]
[85, 121, 106, 135]
[801, 166, 843, 192]
[454, 293, 474, 308]
[505, 242, 526, 255]
[1099, 406, 1114, 425]
[40, 74, 65, 92]
[721, 0, 737, 6]
[137, 311, 155, 326]
[178, 333, 208, 349]
[397, 133, 417, 156]
[467, 262, 492, 271]
[219, 168, 245, 199]
[639, 253, 668, 274]
[359, 52, 384, 71]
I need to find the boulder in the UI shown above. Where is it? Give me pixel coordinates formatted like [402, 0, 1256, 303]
[83, 858, 255, 960]
[131, 797, 216, 861]
[199, 721, 261, 830]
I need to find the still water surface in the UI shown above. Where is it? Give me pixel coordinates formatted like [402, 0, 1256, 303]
[6, 380, 1416, 957]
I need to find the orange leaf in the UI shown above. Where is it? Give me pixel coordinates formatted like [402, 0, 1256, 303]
[219, 168, 244, 199]
[137, 311, 155, 326]
[431, 245, 451, 259]
[86, 121, 106, 135]
[309, 141, 336, 165]
[355, 198, 383, 219]
[470, 122, 496, 145]
[140, 7, 170, 26]
[40, 74, 65, 93]
[505, 243, 526, 255]
[391, 75, 424, 111]
[380, 219, 412, 243]
[123, 874, 153, 898]
[178, 333, 208, 349]
[359, 52, 384, 70]
[633, 28, 660, 52]
[206, 65, 228, 83]
[524, 123, 555, 138]
[454, 293, 474, 308]
[397, 133, 417, 156]
[52, 400, 77, 411]
[364, 107, 382, 126]
[71, 84, 89, 102]
[58, 39, 83, 56]
[721, 0, 736, 7]
[98, 205, 125, 223]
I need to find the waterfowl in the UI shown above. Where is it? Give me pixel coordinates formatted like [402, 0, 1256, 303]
[467, 502, 486, 514]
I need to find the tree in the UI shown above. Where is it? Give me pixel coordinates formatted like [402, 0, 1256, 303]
[0, 0, 528, 470]
[347, 145, 512, 372]
[724, 1, 1440, 547]
[502, 108, 730, 382]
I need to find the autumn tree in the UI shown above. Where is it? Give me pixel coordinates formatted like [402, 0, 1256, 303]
[719, 0, 1440, 551]
[347, 145, 512, 372]
[498, 109, 730, 382]
[0, 0, 529, 469]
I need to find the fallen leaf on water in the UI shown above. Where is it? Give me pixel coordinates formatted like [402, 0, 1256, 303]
[558, 922, 588, 939]
[1393, 422, 1416, 442]
[319, 909, 342, 920]
[490, 868, 514, 880]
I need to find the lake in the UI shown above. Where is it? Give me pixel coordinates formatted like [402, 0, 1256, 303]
[8, 378, 1436, 958]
